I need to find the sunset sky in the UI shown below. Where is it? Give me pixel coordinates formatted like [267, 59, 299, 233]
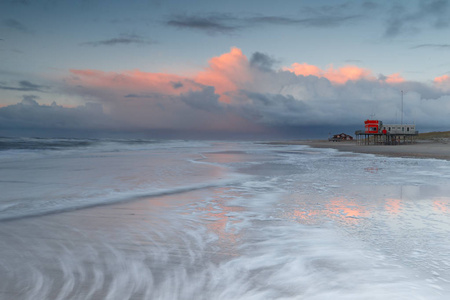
[1, 0, 450, 138]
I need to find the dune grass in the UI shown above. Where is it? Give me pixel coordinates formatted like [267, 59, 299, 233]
[417, 131, 450, 140]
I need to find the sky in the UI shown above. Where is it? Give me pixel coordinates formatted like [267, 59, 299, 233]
[1, 0, 450, 139]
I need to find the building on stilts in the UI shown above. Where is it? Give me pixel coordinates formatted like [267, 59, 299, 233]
[355, 120, 418, 145]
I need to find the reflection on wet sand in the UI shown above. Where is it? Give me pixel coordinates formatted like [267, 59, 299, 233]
[194, 187, 246, 256]
[326, 197, 369, 222]
[385, 198, 402, 215]
[433, 197, 450, 213]
[285, 186, 450, 226]
[287, 196, 370, 225]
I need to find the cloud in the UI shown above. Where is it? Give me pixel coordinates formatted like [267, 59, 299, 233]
[410, 43, 450, 49]
[81, 34, 154, 47]
[250, 52, 279, 72]
[384, 73, 405, 84]
[248, 15, 360, 28]
[171, 81, 183, 89]
[0, 98, 107, 131]
[435, 74, 450, 83]
[67, 69, 202, 103]
[166, 9, 360, 35]
[195, 47, 252, 103]
[60, 48, 450, 133]
[180, 86, 223, 112]
[384, 0, 450, 38]
[167, 14, 240, 34]
[434, 74, 450, 91]
[284, 63, 376, 84]
[0, 80, 49, 92]
[5, 47, 450, 138]
[21, 94, 40, 105]
[3, 19, 30, 33]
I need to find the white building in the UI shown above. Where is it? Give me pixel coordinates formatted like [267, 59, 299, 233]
[381, 124, 416, 135]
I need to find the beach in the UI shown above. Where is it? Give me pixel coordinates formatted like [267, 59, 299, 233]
[269, 139, 450, 160]
[1, 138, 450, 299]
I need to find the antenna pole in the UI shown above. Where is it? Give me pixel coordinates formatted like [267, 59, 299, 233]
[401, 90, 403, 125]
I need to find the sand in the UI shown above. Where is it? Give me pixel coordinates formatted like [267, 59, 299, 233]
[268, 140, 450, 160]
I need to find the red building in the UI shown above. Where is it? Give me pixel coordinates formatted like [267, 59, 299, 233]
[364, 120, 380, 134]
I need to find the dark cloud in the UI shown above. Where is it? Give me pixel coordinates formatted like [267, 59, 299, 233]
[237, 92, 309, 126]
[0, 99, 107, 131]
[3, 19, 30, 33]
[123, 92, 166, 99]
[249, 15, 359, 28]
[250, 52, 278, 72]
[124, 94, 143, 98]
[167, 9, 360, 35]
[171, 81, 183, 89]
[180, 86, 222, 112]
[384, 4, 406, 37]
[167, 14, 240, 34]
[420, 0, 449, 28]
[410, 43, 450, 49]
[384, 0, 450, 38]
[0, 80, 49, 92]
[81, 34, 154, 47]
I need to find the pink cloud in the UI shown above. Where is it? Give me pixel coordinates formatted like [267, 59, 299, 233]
[68, 47, 252, 103]
[64, 48, 265, 133]
[384, 73, 405, 84]
[434, 74, 450, 84]
[195, 47, 251, 103]
[283, 63, 322, 77]
[434, 74, 450, 91]
[69, 69, 200, 96]
[284, 63, 375, 84]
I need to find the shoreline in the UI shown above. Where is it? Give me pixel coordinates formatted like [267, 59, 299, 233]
[267, 139, 450, 160]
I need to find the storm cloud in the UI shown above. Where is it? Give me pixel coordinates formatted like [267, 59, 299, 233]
[0, 98, 107, 131]
[3, 48, 450, 138]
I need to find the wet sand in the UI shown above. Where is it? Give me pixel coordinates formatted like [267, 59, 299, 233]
[268, 140, 450, 160]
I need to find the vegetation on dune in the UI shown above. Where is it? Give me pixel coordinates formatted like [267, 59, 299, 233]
[417, 131, 450, 140]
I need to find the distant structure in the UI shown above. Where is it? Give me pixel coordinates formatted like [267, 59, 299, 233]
[329, 133, 354, 142]
[355, 120, 418, 145]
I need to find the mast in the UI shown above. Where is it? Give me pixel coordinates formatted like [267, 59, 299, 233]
[401, 90, 403, 125]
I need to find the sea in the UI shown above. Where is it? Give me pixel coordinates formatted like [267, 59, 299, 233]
[1, 137, 450, 299]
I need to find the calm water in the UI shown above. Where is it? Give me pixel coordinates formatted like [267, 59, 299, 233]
[1, 138, 450, 299]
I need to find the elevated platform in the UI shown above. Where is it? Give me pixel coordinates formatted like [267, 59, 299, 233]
[355, 130, 419, 145]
